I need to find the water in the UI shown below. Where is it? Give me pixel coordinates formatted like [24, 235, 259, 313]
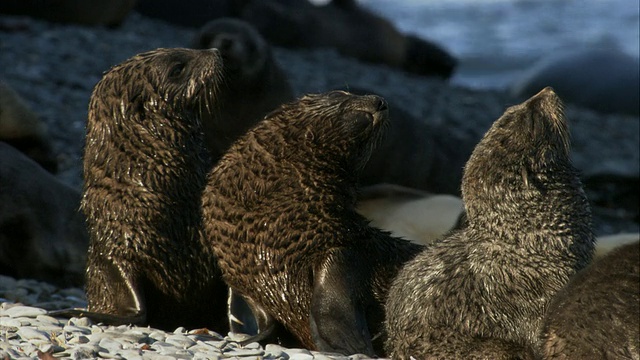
[359, 0, 640, 89]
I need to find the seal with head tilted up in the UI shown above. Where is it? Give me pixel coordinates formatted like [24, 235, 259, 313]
[52, 48, 229, 332]
[384, 87, 596, 359]
[202, 90, 423, 356]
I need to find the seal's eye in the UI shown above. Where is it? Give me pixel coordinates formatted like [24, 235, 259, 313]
[168, 63, 186, 80]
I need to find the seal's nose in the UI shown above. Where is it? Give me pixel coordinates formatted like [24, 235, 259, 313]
[376, 98, 388, 112]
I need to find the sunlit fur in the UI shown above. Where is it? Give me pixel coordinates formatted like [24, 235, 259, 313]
[385, 88, 595, 359]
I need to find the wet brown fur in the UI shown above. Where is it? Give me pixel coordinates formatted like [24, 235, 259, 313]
[384, 88, 595, 359]
[202, 91, 423, 355]
[81, 48, 228, 331]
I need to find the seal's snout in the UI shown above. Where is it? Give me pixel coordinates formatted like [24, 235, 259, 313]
[531, 86, 559, 104]
[376, 98, 388, 112]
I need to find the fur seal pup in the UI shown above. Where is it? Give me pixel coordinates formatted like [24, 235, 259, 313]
[0, 81, 57, 173]
[51, 48, 228, 331]
[0, 142, 86, 286]
[241, 0, 457, 78]
[384, 87, 596, 359]
[191, 17, 294, 159]
[539, 240, 640, 359]
[201, 91, 423, 355]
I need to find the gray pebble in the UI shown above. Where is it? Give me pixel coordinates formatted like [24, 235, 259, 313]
[149, 330, 168, 341]
[142, 355, 178, 360]
[192, 352, 221, 360]
[286, 348, 313, 356]
[289, 354, 314, 360]
[243, 342, 262, 350]
[1, 318, 26, 328]
[64, 324, 92, 335]
[98, 351, 124, 359]
[69, 316, 93, 327]
[98, 337, 124, 351]
[165, 334, 196, 348]
[67, 335, 91, 344]
[312, 354, 349, 360]
[4, 305, 47, 318]
[36, 314, 64, 325]
[224, 348, 265, 357]
[17, 327, 50, 341]
[117, 349, 144, 359]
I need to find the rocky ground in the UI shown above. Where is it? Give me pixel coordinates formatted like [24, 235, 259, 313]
[0, 10, 638, 359]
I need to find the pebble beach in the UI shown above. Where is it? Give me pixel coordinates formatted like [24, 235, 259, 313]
[1, 9, 638, 360]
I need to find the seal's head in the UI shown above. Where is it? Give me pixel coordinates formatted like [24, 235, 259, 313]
[85, 48, 222, 188]
[88, 48, 222, 147]
[462, 87, 571, 210]
[257, 91, 390, 174]
[193, 18, 269, 82]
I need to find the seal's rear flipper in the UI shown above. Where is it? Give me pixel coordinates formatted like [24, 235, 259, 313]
[47, 308, 146, 326]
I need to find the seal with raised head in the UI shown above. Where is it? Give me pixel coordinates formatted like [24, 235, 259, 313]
[191, 17, 294, 159]
[384, 87, 596, 359]
[52, 48, 229, 331]
[539, 240, 640, 359]
[201, 91, 423, 356]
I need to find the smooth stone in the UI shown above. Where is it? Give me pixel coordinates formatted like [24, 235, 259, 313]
[149, 330, 168, 341]
[243, 341, 262, 350]
[4, 305, 47, 318]
[16, 327, 50, 341]
[187, 329, 223, 340]
[69, 344, 101, 357]
[35, 324, 63, 333]
[173, 326, 187, 334]
[224, 348, 265, 356]
[150, 341, 174, 352]
[189, 341, 224, 354]
[142, 355, 177, 360]
[285, 348, 313, 356]
[312, 353, 349, 360]
[165, 334, 196, 348]
[192, 353, 221, 360]
[63, 324, 92, 335]
[69, 316, 93, 327]
[98, 337, 125, 350]
[35, 314, 63, 325]
[97, 351, 124, 359]
[1, 318, 25, 328]
[67, 335, 90, 344]
[118, 349, 144, 359]
[289, 354, 314, 360]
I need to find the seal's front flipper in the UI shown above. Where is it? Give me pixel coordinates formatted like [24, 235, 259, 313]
[229, 292, 278, 345]
[228, 289, 258, 335]
[310, 251, 375, 357]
